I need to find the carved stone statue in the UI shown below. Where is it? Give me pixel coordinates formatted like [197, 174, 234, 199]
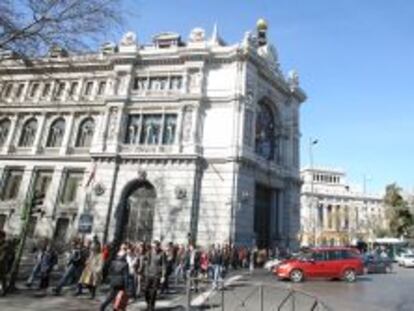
[288, 70, 300, 90]
[120, 31, 137, 46]
[189, 28, 205, 43]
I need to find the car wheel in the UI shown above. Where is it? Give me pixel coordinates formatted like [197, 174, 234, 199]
[290, 269, 304, 283]
[343, 268, 356, 283]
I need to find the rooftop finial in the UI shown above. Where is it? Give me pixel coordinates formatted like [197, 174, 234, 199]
[211, 22, 218, 43]
[256, 18, 268, 46]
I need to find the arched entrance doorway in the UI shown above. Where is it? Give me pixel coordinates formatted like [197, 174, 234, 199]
[113, 178, 156, 245]
[126, 184, 156, 242]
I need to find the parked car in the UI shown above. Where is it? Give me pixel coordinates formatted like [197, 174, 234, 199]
[274, 247, 364, 283]
[399, 254, 414, 267]
[264, 258, 281, 271]
[363, 254, 393, 273]
[395, 249, 414, 265]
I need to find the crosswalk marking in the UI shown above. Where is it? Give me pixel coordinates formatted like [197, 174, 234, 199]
[191, 274, 243, 306]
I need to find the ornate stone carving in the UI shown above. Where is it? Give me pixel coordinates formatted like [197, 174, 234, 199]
[175, 186, 187, 200]
[93, 182, 105, 196]
[182, 107, 193, 143]
[189, 28, 205, 43]
[243, 109, 254, 146]
[287, 70, 300, 91]
[107, 107, 118, 141]
[188, 70, 202, 93]
[137, 170, 147, 181]
[257, 44, 279, 72]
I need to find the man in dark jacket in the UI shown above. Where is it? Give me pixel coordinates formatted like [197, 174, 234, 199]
[38, 244, 58, 290]
[100, 247, 129, 311]
[144, 241, 166, 311]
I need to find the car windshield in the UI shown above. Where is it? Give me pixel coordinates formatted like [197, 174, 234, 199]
[405, 255, 414, 258]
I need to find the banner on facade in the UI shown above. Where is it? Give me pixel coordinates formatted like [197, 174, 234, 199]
[78, 213, 94, 234]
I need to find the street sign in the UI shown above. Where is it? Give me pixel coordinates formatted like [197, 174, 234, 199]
[78, 213, 94, 234]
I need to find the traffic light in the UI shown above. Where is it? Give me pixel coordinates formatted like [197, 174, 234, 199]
[32, 191, 45, 207]
[30, 191, 45, 216]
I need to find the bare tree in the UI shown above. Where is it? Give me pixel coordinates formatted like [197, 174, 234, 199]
[0, 0, 126, 58]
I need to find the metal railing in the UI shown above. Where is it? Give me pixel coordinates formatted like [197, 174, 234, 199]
[182, 275, 331, 311]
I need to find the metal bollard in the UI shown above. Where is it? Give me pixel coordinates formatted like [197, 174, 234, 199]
[259, 283, 264, 311]
[291, 290, 295, 311]
[186, 277, 192, 311]
[221, 285, 225, 311]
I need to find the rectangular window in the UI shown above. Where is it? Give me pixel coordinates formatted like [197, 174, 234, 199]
[3, 83, 13, 98]
[61, 171, 83, 204]
[33, 170, 53, 201]
[15, 83, 25, 99]
[162, 114, 177, 144]
[29, 83, 39, 98]
[55, 82, 66, 98]
[84, 81, 93, 96]
[169, 76, 182, 90]
[69, 81, 79, 97]
[42, 83, 51, 97]
[97, 81, 106, 95]
[133, 77, 146, 90]
[54, 218, 69, 241]
[140, 114, 162, 145]
[1, 169, 23, 201]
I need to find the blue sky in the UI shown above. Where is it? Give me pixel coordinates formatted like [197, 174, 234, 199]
[121, 0, 414, 194]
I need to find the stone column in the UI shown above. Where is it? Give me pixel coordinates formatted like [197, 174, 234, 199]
[47, 167, 65, 218]
[60, 113, 74, 155]
[3, 114, 18, 154]
[32, 114, 46, 154]
[105, 104, 125, 153]
[91, 112, 109, 153]
[323, 204, 329, 230]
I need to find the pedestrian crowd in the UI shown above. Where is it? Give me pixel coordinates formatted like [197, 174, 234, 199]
[0, 229, 270, 311]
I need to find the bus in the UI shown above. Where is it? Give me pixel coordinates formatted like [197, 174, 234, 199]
[373, 237, 409, 260]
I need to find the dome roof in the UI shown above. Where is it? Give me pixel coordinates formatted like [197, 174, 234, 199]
[256, 18, 268, 30]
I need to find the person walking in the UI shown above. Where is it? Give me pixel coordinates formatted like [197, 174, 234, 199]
[77, 243, 103, 299]
[125, 243, 137, 299]
[100, 246, 129, 311]
[0, 230, 8, 296]
[54, 239, 84, 295]
[185, 243, 200, 292]
[143, 240, 166, 311]
[210, 245, 223, 289]
[38, 244, 58, 291]
[160, 242, 175, 294]
[174, 244, 186, 286]
[26, 239, 48, 288]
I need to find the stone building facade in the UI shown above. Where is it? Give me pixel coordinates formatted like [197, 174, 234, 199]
[0, 20, 305, 249]
[300, 167, 386, 246]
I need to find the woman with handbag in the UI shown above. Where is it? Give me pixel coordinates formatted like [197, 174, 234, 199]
[76, 243, 103, 299]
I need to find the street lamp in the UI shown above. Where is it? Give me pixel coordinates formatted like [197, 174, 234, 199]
[309, 138, 319, 246]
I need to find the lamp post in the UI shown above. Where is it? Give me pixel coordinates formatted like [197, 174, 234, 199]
[309, 138, 318, 246]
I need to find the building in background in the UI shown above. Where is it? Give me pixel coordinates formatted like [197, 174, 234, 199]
[0, 19, 305, 249]
[300, 167, 386, 246]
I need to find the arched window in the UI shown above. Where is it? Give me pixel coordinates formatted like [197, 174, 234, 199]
[46, 118, 66, 147]
[255, 101, 276, 160]
[19, 118, 38, 147]
[76, 118, 95, 147]
[0, 119, 11, 147]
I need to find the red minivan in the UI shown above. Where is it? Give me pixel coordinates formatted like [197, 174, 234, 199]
[274, 247, 364, 283]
